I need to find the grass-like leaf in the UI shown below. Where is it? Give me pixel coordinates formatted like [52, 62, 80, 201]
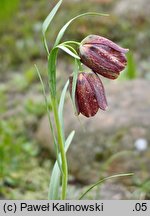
[42, 0, 63, 54]
[34, 64, 56, 145]
[42, 0, 62, 34]
[57, 45, 80, 59]
[48, 130, 75, 200]
[35, 64, 62, 194]
[58, 80, 69, 142]
[71, 59, 79, 115]
[79, 173, 134, 200]
[65, 130, 75, 148]
[48, 48, 58, 98]
[126, 52, 137, 79]
[118, 52, 137, 81]
[48, 161, 61, 200]
[54, 12, 109, 47]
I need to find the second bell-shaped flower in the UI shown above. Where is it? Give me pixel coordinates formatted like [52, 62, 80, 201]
[79, 35, 129, 79]
[69, 72, 107, 117]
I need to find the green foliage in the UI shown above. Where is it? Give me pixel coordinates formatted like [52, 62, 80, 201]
[140, 180, 150, 195]
[8, 67, 38, 92]
[70, 59, 79, 115]
[58, 80, 69, 141]
[0, 67, 48, 198]
[0, 0, 19, 25]
[0, 0, 149, 77]
[0, 86, 7, 114]
[10, 74, 29, 91]
[57, 45, 80, 59]
[118, 51, 137, 80]
[42, 0, 63, 54]
[48, 130, 75, 200]
[126, 52, 137, 79]
[133, 177, 150, 199]
[1, 0, 149, 200]
[24, 67, 38, 84]
[0, 119, 38, 191]
[25, 98, 46, 117]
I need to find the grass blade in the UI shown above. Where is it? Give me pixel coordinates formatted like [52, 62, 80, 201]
[79, 173, 134, 200]
[54, 12, 109, 47]
[57, 45, 80, 59]
[34, 64, 56, 145]
[42, 0, 62, 34]
[42, 0, 63, 54]
[35, 65, 63, 196]
[118, 52, 137, 81]
[58, 80, 69, 142]
[48, 159, 61, 200]
[48, 130, 75, 199]
[48, 48, 58, 98]
[126, 52, 137, 79]
[65, 130, 75, 148]
[71, 59, 79, 114]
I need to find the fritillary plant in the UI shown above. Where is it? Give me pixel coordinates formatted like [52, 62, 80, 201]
[35, 0, 133, 200]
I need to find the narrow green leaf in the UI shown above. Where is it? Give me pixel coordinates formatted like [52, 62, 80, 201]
[47, 49, 64, 173]
[54, 12, 109, 47]
[58, 80, 69, 142]
[42, 0, 63, 54]
[79, 173, 134, 200]
[118, 52, 136, 81]
[48, 158, 61, 200]
[57, 45, 80, 59]
[71, 59, 79, 114]
[48, 130, 75, 199]
[126, 52, 137, 79]
[65, 130, 75, 148]
[34, 64, 56, 145]
[62, 41, 81, 46]
[35, 64, 62, 196]
[42, 0, 62, 34]
[48, 48, 58, 98]
[62, 44, 79, 56]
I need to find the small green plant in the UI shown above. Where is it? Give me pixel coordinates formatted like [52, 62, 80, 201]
[36, 0, 132, 200]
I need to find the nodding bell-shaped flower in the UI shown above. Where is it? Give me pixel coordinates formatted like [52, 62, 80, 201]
[79, 35, 129, 79]
[69, 72, 107, 117]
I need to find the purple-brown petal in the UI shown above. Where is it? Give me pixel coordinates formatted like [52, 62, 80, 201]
[83, 72, 108, 110]
[80, 46, 120, 79]
[90, 45, 125, 72]
[76, 73, 99, 117]
[81, 35, 129, 53]
[79, 35, 129, 79]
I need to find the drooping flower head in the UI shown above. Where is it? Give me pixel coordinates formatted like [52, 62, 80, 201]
[69, 72, 107, 117]
[79, 35, 129, 79]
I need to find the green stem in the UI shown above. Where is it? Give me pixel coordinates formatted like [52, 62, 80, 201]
[61, 41, 81, 46]
[51, 97, 68, 199]
[48, 48, 68, 199]
[43, 36, 50, 55]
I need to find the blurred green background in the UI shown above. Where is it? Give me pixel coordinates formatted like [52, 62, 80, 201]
[0, 0, 150, 199]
